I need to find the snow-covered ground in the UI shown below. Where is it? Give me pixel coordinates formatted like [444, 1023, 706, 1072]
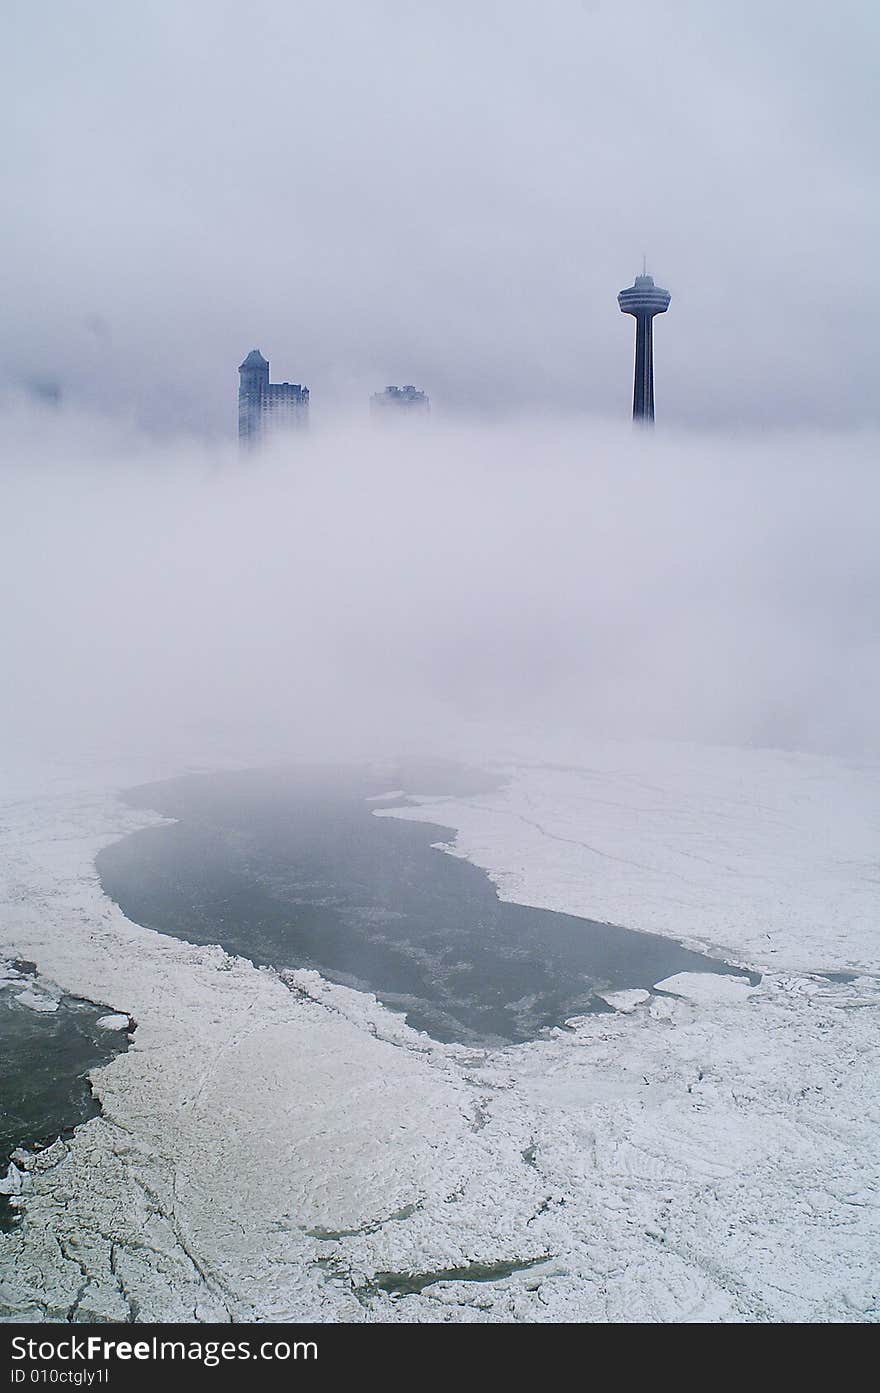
[1, 739, 878, 1322]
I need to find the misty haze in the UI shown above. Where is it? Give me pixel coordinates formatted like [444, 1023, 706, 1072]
[1, 0, 878, 1338]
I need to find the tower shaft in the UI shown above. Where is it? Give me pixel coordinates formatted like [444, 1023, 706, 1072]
[632, 312, 655, 422]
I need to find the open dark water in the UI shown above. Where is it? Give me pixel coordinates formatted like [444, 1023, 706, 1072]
[97, 762, 753, 1046]
[0, 963, 130, 1229]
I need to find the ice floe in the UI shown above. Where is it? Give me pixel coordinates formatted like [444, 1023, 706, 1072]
[13, 989, 59, 1013]
[597, 989, 651, 1013]
[652, 973, 758, 1004]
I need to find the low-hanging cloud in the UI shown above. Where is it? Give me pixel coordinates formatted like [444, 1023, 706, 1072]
[2, 403, 879, 774]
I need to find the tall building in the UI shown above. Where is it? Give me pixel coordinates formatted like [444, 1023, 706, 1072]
[617, 270, 671, 423]
[238, 349, 309, 444]
[370, 384, 430, 417]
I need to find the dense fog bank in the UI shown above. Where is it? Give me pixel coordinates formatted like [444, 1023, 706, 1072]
[2, 406, 878, 767]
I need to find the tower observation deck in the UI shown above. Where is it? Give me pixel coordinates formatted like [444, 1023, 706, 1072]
[617, 271, 671, 423]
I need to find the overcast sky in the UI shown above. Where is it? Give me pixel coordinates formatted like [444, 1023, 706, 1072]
[3, 0, 878, 434]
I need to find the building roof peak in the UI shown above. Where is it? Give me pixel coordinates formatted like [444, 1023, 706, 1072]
[239, 348, 268, 370]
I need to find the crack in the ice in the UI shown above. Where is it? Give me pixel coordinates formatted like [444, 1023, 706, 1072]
[367, 1254, 553, 1298]
[56, 1237, 91, 1324]
[461, 799, 697, 882]
[305, 1199, 425, 1242]
[109, 1242, 137, 1323]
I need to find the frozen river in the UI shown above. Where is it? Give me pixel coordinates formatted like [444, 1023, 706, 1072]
[1, 741, 877, 1322]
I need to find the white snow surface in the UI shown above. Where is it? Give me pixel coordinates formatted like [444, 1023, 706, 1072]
[0, 738, 878, 1323]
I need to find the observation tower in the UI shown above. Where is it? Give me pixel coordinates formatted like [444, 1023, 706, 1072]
[618, 266, 671, 423]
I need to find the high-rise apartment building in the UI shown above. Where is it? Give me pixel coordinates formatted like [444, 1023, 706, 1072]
[238, 349, 309, 444]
